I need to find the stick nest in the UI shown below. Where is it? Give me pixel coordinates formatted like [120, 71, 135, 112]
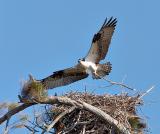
[42, 92, 146, 134]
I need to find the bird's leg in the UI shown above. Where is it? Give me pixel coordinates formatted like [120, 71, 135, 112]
[94, 71, 97, 76]
[92, 71, 101, 79]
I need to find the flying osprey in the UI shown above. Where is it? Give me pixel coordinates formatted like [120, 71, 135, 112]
[37, 17, 117, 90]
[27, 17, 117, 91]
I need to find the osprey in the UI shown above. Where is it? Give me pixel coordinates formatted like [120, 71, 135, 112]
[39, 17, 117, 90]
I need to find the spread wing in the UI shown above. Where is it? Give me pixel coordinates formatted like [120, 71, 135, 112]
[40, 64, 88, 90]
[85, 17, 117, 63]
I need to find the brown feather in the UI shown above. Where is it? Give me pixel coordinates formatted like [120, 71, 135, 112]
[85, 17, 117, 63]
[40, 64, 88, 90]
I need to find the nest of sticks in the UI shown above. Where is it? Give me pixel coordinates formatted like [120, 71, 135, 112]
[41, 92, 146, 134]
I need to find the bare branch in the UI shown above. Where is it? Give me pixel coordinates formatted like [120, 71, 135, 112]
[0, 96, 131, 134]
[0, 96, 76, 125]
[101, 77, 136, 91]
[138, 86, 155, 99]
[63, 110, 82, 133]
[78, 100, 131, 134]
[82, 125, 86, 134]
[27, 119, 54, 134]
[0, 103, 34, 125]
[3, 119, 10, 134]
[45, 106, 76, 133]
[24, 125, 39, 133]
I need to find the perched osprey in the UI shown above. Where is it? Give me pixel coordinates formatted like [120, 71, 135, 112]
[37, 17, 117, 90]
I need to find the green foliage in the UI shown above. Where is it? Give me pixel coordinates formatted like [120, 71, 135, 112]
[128, 117, 146, 131]
[21, 80, 48, 102]
[29, 81, 47, 99]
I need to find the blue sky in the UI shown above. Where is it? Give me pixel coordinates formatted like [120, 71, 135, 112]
[0, 0, 160, 133]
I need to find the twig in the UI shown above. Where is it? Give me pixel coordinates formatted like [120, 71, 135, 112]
[78, 100, 131, 134]
[24, 125, 39, 133]
[44, 105, 52, 122]
[138, 86, 155, 99]
[45, 106, 76, 133]
[82, 125, 86, 134]
[0, 103, 34, 125]
[121, 74, 127, 84]
[63, 110, 82, 133]
[101, 76, 136, 91]
[3, 119, 10, 134]
[27, 119, 54, 134]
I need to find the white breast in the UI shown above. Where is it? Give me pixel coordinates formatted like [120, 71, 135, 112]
[80, 61, 97, 73]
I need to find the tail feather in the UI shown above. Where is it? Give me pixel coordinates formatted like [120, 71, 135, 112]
[99, 62, 112, 75]
[93, 62, 112, 79]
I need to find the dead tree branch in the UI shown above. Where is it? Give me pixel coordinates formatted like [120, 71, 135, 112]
[102, 77, 136, 91]
[138, 86, 155, 99]
[45, 106, 76, 133]
[0, 96, 131, 134]
[0, 103, 34, 125]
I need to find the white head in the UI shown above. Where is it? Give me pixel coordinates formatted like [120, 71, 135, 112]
[78, 58, 85, 64]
